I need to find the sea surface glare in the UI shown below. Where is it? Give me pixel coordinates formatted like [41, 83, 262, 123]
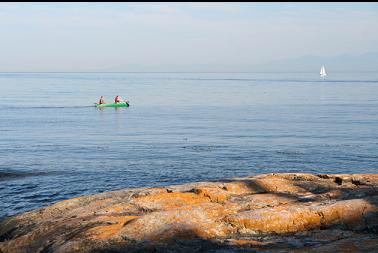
[1, 72, 378, 219]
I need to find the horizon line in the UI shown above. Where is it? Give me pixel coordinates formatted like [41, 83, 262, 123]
[0, 70, 378, 74]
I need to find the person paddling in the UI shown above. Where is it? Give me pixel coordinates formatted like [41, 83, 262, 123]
[114, 95, 123, 103]
[98, 96, 106, 104]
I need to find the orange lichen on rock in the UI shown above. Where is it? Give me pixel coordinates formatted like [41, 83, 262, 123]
[224, 193, 295, 212]
[222, 180, 265, 195]
[132, 192, 210, 210]
[85, 215, 139, 240]
[252, 176, 310, 194]
[317, 199, 377, 229]
[191, 186, 231, 203]
[226, 198, 378, 234]
[97, 203, 138, 215]
[225, 204, 323, 233]
[117, 203, 236, 241]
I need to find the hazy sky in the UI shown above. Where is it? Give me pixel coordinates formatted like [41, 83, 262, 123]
[0, 2, 377, 72]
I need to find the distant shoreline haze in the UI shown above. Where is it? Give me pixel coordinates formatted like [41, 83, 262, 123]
[1, 52, 377, 73]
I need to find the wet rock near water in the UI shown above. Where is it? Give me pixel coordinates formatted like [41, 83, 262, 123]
[1, 173, 378, 252]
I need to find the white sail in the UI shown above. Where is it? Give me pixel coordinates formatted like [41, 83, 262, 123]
[320, 66, 327, 77]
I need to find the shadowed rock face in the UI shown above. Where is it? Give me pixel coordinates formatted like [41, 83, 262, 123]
[1, 173, 377, 253]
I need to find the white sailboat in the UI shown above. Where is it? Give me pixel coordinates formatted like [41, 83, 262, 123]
[320, 66, 327, 77]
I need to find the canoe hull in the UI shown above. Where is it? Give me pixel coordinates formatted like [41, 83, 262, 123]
[95, 103, 129, 108]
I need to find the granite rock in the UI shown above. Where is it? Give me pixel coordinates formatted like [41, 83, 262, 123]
[1, 173, 377, 252]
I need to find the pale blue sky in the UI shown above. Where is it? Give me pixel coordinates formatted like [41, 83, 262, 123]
[0, 2, 377, 72]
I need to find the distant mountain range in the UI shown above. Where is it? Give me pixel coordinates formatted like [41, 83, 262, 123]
[251, 52, 378, 72]
[112, 52, 378, 73]
[24, 52, 375, 73]
[1, 51, 377, 73]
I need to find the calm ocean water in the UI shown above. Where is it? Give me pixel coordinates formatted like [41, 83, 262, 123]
[1, 72, 378, 219]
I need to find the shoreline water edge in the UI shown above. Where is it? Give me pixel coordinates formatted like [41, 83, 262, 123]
[1, 172, 377, 252]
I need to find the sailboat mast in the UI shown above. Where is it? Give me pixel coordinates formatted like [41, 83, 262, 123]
[320, 66, 327, 77]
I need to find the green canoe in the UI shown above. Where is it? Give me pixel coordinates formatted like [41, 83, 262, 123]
[95, 102, 129, 108]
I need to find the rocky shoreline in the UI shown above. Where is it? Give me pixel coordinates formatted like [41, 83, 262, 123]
[1, 173, 377, 252]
